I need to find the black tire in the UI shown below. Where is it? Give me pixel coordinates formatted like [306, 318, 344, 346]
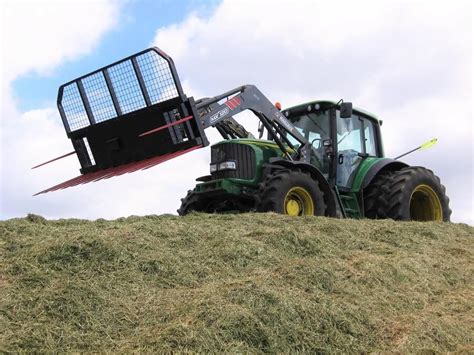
[364, 167, 451, 221]
[364, 170, 392, 219]
[256, 169, 326, 216]
[177, 190, 209, 216]
[177, 190, 253, 215]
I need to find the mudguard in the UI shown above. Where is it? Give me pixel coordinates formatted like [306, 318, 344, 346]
[360, 159, 409, 190]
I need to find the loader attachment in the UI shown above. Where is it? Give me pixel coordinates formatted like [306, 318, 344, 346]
[35, 47, 208, 195]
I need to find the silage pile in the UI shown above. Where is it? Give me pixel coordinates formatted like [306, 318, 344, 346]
[1, 213, 473, 352]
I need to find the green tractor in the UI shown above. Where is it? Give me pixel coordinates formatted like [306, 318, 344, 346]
[179, 100, 451, 221]
[35, 47, 451, 222]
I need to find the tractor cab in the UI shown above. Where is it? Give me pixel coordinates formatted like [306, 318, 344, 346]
[282, 101, 384, 190]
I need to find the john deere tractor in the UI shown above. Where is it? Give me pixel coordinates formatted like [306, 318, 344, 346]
[178, 98, 451, 221]
[35, 47, 451, 221]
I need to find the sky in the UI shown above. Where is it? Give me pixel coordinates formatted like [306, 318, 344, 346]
[0, 0, 472, 224]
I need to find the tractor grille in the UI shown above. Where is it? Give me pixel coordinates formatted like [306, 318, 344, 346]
[211, 143, 256, 180]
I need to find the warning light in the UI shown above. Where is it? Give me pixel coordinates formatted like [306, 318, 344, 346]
[275, 102, 282, 110]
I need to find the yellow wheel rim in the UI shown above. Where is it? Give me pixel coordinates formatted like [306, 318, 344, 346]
[284, 187, 314, 216]
[410, 184, 443, 221]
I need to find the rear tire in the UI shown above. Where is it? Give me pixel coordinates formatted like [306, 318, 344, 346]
[364, 167, 451, 221]
[256, 169, 326, 216]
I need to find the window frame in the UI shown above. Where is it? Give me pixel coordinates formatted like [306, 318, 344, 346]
[336, 111, 382, 158]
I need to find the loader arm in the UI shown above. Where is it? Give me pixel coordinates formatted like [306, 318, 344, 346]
[196, 85, 313, 162]
[194, 97, 253, 140]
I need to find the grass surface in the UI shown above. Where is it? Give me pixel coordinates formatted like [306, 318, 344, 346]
[1, 213, 473, 352]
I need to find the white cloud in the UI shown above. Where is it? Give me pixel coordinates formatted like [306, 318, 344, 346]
[1, 0, 472, 224]
[1, 0, 120, 83]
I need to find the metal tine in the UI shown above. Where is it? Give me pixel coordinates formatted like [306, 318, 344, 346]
[98, 152, 169, 181]
[142, 146, 202, 171]
[141, 153, 180, 170]
[98, 163, 140, 181]
[51, 174, 88, 190]
[78, 172, 102, 185]
[117, 158, 157, 176]
[63, 171, 101, 188]
[34, 146, 204, 195]
[34, 175, 85, 195]
[96, 165, 129, 181]
[91, 166, 122, 183]
[96, 161, 140, 180]
[139, 150, 180, 171]
[138, 115, 193, 137]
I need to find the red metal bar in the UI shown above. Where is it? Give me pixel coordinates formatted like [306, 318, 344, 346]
[34, 145, 204, 196]
[33, 175, 84, 196]
[90, 168, 117, 183]
[93, 163, 138, 182]
[31, 151, 76, 169]
[143, 145, 201, 170]
[138, 115, 193, 137]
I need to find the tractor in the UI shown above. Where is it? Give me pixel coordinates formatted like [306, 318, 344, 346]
[34, 47, 451, 221]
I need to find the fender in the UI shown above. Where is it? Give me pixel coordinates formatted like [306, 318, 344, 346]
[360, 159, 409, 190]
[266, 158, 337, 217]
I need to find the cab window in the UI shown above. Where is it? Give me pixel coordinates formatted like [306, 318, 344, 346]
[364, 123, 377, 156]
[337, 116, 363, 152]
[336, 112, 378, 156]
[287, 111, 331, 148]
[287, 110, 331, 173]
[336, 111, 379, 188]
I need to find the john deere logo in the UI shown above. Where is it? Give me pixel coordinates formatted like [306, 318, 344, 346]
[210, 107, 229, 123]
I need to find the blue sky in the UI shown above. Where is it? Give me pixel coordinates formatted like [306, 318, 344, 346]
[12, 0, 219, 111]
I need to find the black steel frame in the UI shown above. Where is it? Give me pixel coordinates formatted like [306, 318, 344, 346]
[57, 47, 186, 134]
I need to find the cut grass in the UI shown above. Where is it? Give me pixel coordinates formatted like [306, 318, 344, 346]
[1, 213, 473, 352]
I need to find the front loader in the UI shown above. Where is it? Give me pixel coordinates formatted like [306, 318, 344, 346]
[34, 47, 451, 221]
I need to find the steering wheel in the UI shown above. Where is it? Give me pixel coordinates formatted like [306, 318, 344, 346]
[311, 138, 322, 148]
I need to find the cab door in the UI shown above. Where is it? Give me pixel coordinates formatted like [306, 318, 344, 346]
[335, 111, 379, 188]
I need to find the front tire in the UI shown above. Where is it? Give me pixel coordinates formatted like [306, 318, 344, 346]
[177, 190, 254, 215]
[177, 190, 209, 216]
[364, 167, 451, 221]
[256, 169, 326, 216]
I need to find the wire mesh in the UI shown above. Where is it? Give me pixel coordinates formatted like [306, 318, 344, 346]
[136, 51, 179, 104]
[82, 72, 117, 123]
[61, 83, 90, 131]
[60, 49, 181, 132]
[107, 59, 147, 115]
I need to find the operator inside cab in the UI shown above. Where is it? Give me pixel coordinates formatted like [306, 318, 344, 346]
[285, 107, 331, 174]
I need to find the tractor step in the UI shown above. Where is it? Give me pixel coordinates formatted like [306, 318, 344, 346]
[338, 191, 362, 218]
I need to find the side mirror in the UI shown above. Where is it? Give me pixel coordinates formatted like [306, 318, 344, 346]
[340, 102, 353, 118]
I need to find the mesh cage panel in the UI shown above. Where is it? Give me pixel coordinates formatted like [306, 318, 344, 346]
[136, 51, 179, 104]
[107, 60, 147, 115]
[59, 49, 181, 132]
[82, 72, 117, 123]
[61, 83, 89, 131]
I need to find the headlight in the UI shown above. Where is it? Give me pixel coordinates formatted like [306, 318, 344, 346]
[218, 161, 237, 171]
[210, 164, 217, 173]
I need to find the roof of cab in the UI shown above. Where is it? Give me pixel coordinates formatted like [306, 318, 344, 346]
[283, 100, 380, 122]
